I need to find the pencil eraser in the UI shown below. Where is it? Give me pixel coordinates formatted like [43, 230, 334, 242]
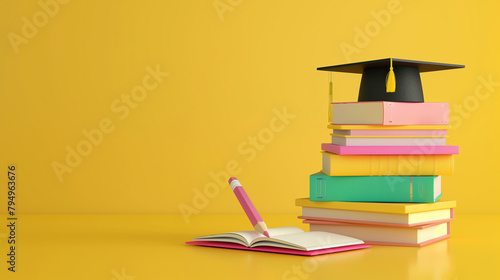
[228, 177, 237, 184]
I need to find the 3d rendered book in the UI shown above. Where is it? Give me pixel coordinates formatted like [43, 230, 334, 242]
[296, 198, 456, 213]
[186, 227, 370, 256]
[322, 152, 454, 176]
[332, 129, 448, 136]
[296, 198, 456, 226]
[321, 143, 460, 155]
[330, 134, 447, 146]
[330, 102, 449, 125]
[307, 220, 451, 247]
[328, 124, 451, 130]
[310, 172, 442, 203]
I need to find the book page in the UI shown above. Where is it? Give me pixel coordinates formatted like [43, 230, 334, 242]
[267, 227, 304, 237]
[193, 227, 304, 246]
[251, 231, 364, 251]
[194, 232, 253, 246]
[233, 227, 303, 242]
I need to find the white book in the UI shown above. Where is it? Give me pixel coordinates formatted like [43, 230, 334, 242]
[331, 135, 447, 146]
[187, 227, 369, 255]
[310, 222, 449, 246]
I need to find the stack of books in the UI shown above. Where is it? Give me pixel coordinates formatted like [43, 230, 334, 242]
[296, 58, 464, 247]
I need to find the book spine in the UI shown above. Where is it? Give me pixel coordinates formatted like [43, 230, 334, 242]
[321, 152, 454, 176]
[309, 174, 439, 203]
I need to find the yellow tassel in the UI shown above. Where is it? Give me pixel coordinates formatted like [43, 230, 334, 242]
[328, 74, 333, 123]
[386, 58, 396, 93]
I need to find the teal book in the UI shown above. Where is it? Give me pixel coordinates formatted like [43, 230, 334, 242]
[310, 172, 442, 203]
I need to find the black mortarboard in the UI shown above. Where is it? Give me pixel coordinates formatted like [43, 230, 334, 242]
[318, 58, 464, 102]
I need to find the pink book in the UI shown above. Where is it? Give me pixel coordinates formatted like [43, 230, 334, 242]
[331, 102, 449, 125]
[185, 241, 370, 256]
[186, 226, 369, 256]
[321, 143, 460, 155]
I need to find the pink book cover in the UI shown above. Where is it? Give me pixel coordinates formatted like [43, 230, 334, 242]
[185, 241, 370, 256]
[321, 143, 460, 155]
[330, 136, 447, 146]
[299, 208, 455, 228]
[331, 102, 449, 125]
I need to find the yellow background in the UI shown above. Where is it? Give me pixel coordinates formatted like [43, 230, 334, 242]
[1, 0, 500, 219]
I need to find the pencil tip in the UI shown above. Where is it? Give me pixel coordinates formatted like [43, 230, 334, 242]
[263, 231, 270, 238]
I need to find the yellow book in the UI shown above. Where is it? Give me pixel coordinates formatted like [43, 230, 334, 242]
[327, 124, 451, 130]
[322, 152, 454, 176]
[295, 198, 457, 214]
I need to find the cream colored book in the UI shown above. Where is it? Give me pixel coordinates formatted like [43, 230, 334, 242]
[330, 102, 449, 125]
[301, 207, 452, 226]
[309, 221, 450, 247]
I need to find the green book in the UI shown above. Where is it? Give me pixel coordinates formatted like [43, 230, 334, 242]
[309, 172, 442, 203]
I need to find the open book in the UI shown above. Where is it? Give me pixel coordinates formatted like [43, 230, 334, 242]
[186, 227, 369, 256]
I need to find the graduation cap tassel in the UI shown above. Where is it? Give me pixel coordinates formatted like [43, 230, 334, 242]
[328, 73, 333, 123]
[386, 58, 396, 93]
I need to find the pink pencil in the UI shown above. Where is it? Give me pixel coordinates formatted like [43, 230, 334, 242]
[228, 177, 270, 238]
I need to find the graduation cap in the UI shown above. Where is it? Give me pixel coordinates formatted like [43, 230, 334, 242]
[318, 58, 464, 102]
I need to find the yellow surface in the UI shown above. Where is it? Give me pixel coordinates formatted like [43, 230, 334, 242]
[296, 198, 457, 214]
[0, 214, 498, 279]
[1, 1, 500, 216]
[328, 125, 452, 130]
